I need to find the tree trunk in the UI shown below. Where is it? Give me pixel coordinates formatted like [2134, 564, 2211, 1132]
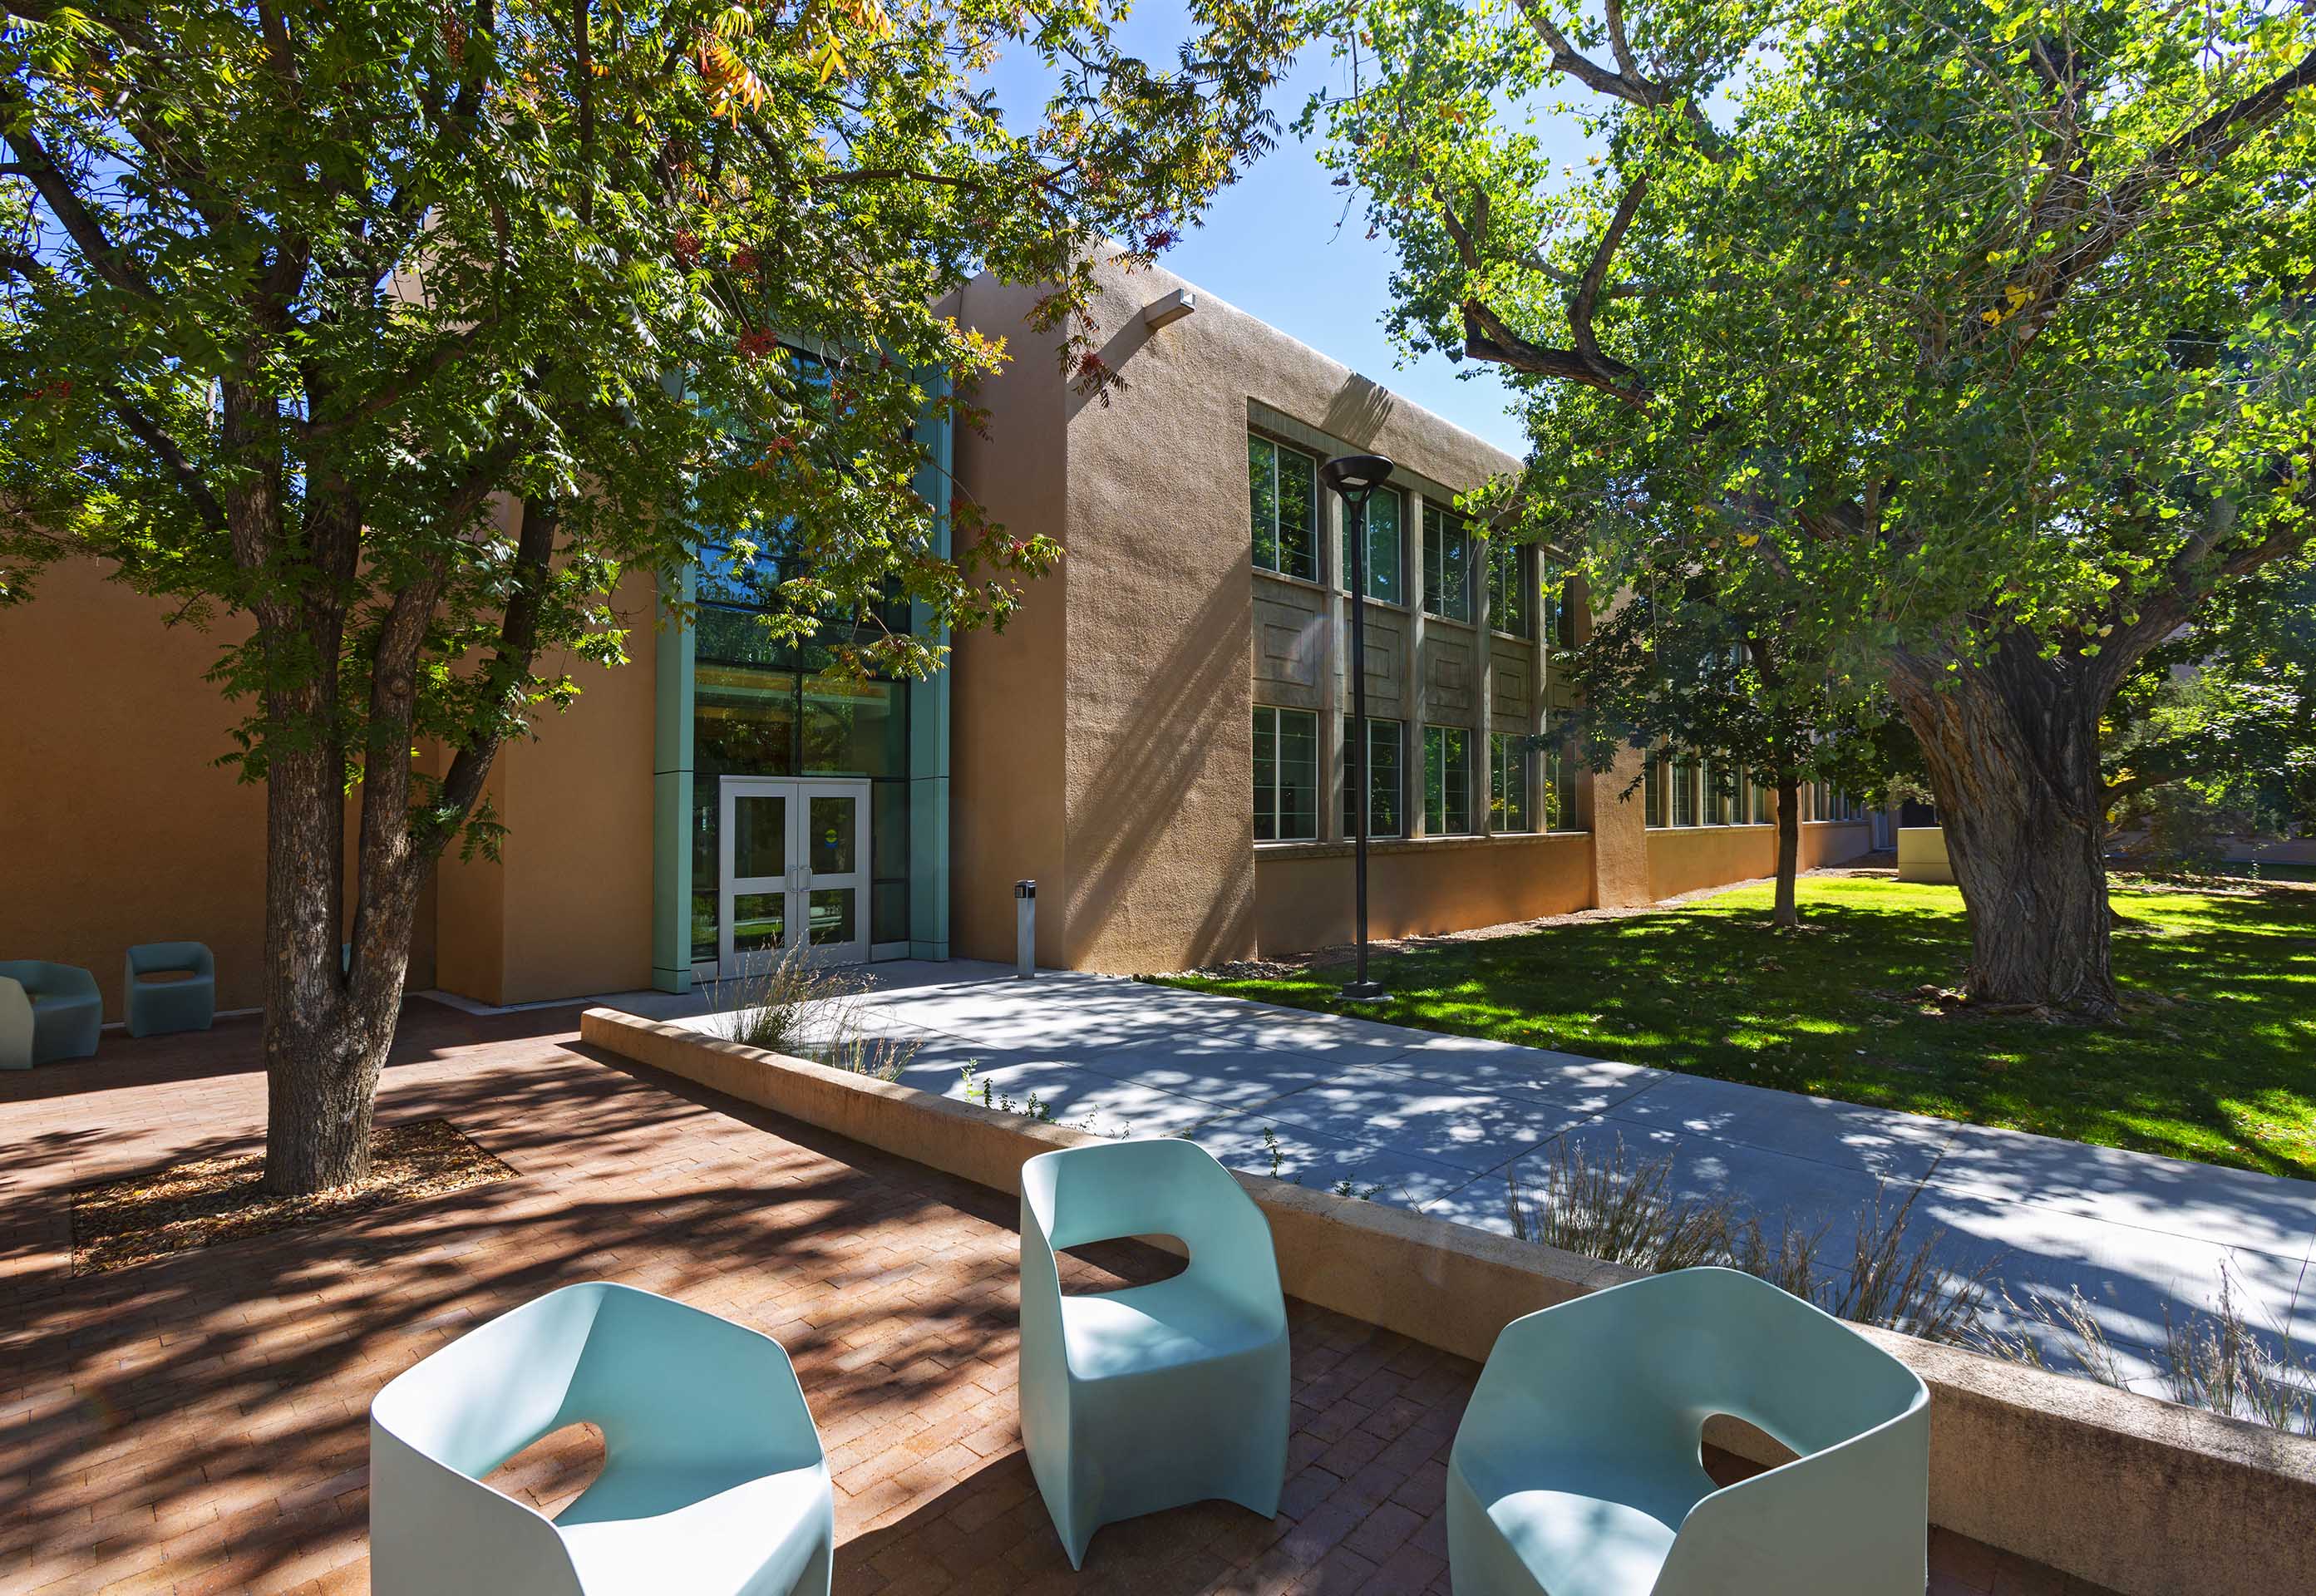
[1773, 772, 1801, 928]
[1886, 642, 2118, 1020]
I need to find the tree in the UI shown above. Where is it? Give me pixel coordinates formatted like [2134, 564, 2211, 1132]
[2103, 554, 2316, 857]
[0, 0, 1301, 1190]
[1557, 559, 1910, 926]
[1313, 0, 2316, 1017]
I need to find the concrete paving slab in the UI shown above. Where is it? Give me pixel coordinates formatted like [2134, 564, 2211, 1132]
[1926, 1118, 2316, 1262]
[1190, 1113, 1484, 1214]
[1595, 1070, 1962, 1182]
[919, 1055, 1222, 1141]
[1249, 1065, 1590, 1175]
[1372, 1031, 1669, 1113]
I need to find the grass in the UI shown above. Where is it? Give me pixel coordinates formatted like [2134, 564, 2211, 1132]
[1160, 874, 2316, 1180]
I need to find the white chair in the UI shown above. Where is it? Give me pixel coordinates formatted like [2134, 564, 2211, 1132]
[371, 1282, 833, 1596]
[1018, 1138, 1291, 1568]
[1448, 1268, 1929, 1596]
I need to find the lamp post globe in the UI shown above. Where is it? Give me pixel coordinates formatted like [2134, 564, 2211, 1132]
[1322, 452, 1395, 1004]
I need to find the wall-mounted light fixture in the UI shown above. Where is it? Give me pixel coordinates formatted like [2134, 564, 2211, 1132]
[1142, 288, 1196, 332]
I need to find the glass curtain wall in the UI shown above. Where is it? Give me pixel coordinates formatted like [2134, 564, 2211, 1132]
[690, 549, 913, 967]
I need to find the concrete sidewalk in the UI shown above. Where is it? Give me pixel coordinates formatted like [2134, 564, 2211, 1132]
[625, 961, 2316, 1385]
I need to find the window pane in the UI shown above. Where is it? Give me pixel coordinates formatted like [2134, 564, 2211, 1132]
[1253, 707, 1278, 841]
[732, 892, 786, 953]
[1424, 505, 1472, 623]
[1345, 488, 1404, 603]
[1673, 757, 1700, 826]
[1343, 717, 1402, 838]
[801, 674, 905, 776]
[1644, 754, 1664, 828]
[1491, 733, 1530, 832]
[1425, 726, 1471, 834]
[1550, 747, 1582, 832]
[1752, 781, 1771, 824]
[733, 791, 787, 879]
[1277, 709, 1318, 840]
[1277, 445, 1318, 581]
[697, 663, 798, 776]
[872, 880, 909, 943]
[807, 793, 856, 874]
[1488, 542, 1530, 637]
[1249, 436, 1279, 573]
[806, 887, 855, 946]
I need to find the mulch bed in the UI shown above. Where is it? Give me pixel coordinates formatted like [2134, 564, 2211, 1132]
[69, 1118, 513, 1275]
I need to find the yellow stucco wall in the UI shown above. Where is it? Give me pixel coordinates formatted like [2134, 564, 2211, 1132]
[946, 278, 1073, 968]
[0, 558, 273, 1018]
[430, 565, 660, 1006]
[0, 557, 446, 1019]
[1254, 833, 1594, 956]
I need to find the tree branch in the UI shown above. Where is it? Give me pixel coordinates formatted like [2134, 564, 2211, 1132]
[0, 116, 165, 307]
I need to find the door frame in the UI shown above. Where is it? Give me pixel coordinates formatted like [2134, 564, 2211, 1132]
[714, 775, 872, 979]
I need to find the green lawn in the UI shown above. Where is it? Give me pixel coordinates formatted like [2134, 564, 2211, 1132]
[1160, 876, 2316, 1180]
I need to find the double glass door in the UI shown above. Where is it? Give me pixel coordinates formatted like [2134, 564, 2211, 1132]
[717, 776, 870, 977]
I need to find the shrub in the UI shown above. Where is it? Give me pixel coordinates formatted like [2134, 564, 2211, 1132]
[1504, 1136, 1998, 1345]
[709, 946, 919, 1082]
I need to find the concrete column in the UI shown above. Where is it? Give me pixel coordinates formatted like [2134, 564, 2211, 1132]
[650, 563, 697, 994]
[1407, 495, 1429, 840]
[908, 374, 954, 961]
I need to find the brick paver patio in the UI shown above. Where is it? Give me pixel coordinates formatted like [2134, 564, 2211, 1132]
[0, 1001, 2114, 1594]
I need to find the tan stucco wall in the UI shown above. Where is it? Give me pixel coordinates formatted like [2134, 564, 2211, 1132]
[431, 566, 659, 1006]
[949, 254, 1522, 973]
[1800, 819, 1876, 870]
[1647, 824, 1781, 902]
[946, 278, 1072, 967]
[1253, 833, 1594, 956]
[1589, 745, 1655, 909]
[0, 558, 273, 1017]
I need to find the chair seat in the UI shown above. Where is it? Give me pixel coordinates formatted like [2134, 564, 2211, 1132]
[1060, 1276, 1278, 1382]
[1473, 1456, 1716, 1596]
[558, 1464, 829, 1596]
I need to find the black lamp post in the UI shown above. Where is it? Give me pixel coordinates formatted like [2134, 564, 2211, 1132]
[1321, 451, 1395, 1003]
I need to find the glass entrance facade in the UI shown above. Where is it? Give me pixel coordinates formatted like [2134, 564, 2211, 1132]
[689, 584, 913, 970]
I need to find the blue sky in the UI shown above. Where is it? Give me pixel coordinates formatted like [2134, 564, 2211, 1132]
[982, 21, 1589, 458]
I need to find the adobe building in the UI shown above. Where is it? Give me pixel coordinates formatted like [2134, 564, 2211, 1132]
[0, 254, 1875, 1018]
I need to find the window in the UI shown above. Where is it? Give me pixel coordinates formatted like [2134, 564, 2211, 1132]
[1249, 435, 1318, 582]
[1643, 751, 1666, 828]
[1422, 505, 1473, 623]
[1811, 779, 1831, 820]
[1486, 539, 1530, 638]
[1253, 707, 1318, 841]
[1342, 717, 1404, 837]
[1543, 564, 1577, 648]
[1490, 733, 1530, 832]
[1752, 779, 1771, 825]
[1673, 756, 1701, 827]
[1341, 486, 1405, 603]
[1704, 761, 1732, 825]
[1545, 746, 1583, 831]
[1424, 725, 1472, 835]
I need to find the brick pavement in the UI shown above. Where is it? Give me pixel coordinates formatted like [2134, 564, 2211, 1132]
[0, 1001, 2114, 1594]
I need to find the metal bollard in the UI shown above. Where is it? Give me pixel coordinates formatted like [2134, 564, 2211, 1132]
[1014, 879, 1037, 978]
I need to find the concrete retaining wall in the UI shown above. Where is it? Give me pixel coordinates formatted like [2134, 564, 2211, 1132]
[1898, 825, 1956, 884]
[580, 1007, 2316, 1596]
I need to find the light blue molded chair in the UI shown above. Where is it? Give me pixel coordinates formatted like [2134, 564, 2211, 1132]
[1018, 1138, 1290, 1569]
[0, 961, 102, 1069]
[370, 1283, 835, 1596]
[124, 941, 215, 1038]
[1448, 1268, 1929, 1596]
